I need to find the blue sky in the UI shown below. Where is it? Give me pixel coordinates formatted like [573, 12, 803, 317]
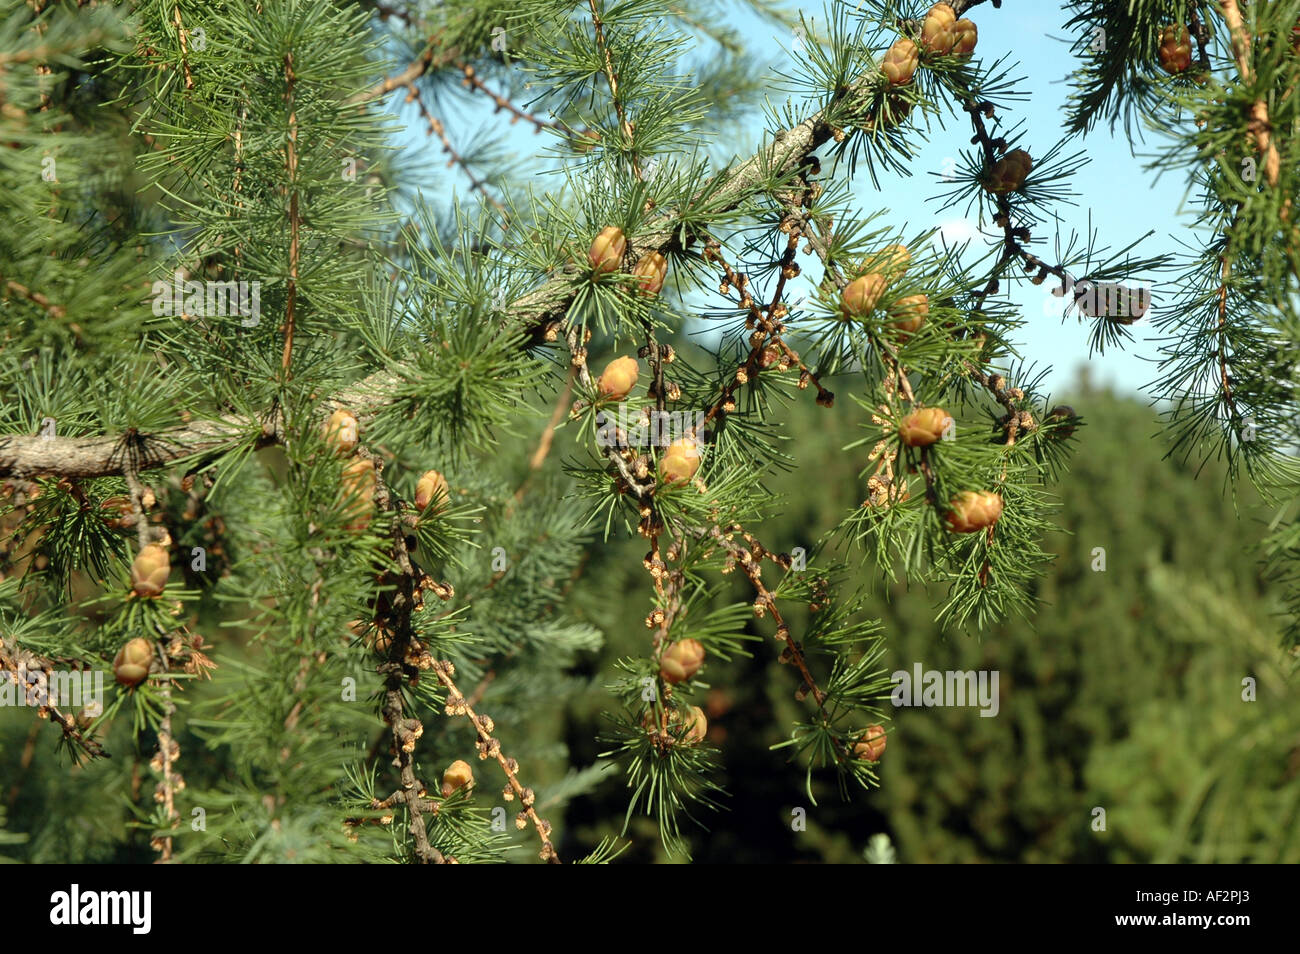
[389, 2, 1193, 399]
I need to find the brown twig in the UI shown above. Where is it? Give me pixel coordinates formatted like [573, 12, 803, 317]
[1220, 0, 1279, 187]
[457, 63, 561, 133]
[404, 82, 509, 218]
[431, 662, 561, 863]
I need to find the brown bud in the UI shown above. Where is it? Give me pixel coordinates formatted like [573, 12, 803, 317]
[100, 495, 136, 530]
[921, 3, 957, 54]
[945, 490, 1004, 533]
[984, 148, 1032, 194]
[323, 409, 358, 457]
[113, 637, 154, 687]
[659, 638, 705, 684]
[854, 724, 887, 761]
[131, 544, 170, 598]
[882, 37, 920, 86]
[659, 437, 701, 485]
[633, 251, 667, 297]
[598, 355, 639, 400]
[588, 226, 627, 274]
[951, 18, 977, 56]
[842, 272, 887, 318]
[1047, 405, 1078, 439]
[1158, 24, 1192, 74]
[340, 459, 377, 531]
[898, 406, 951, 447]
[415, 469, 449, 511]
[441, 759, 474, 798]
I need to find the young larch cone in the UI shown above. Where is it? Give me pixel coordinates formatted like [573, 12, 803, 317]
[341, 459, 377, 531]
[898, 406, 950, 447]
[659, 437, 701, 484]
[323, 408, 358, 457]
[1158, 25, 1192, 74]
[1047, 405, 1078, 439]
[882, 37, 920, 85]
[855, 724, 887, 761]
[588, 226, 627, 274]
[598, 355, 639, 400]
[890, 293, 930, 337]
[633, 251, 667, 296]
[131, 543, 170, 598]
[113, 637, 154, 687]
[660, 638, 706, 683]
[441, 760, 474, 797]
[951, 18, 978, 56]
[864, 243, 911, 282]
[984, 148, 1032, 193]
[945, 490, 1004, 533]
[415, 469, 449, 511]
[682, 705, 708, 744]
[921, 3, 957, 54]
[842, 272, 887, 318]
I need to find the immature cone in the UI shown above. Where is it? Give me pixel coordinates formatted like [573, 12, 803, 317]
[898, 406, 950, 447]
[660, 638, 705, 684]
[863, 243, 911, 282]
[441, 760, 474, 798]
[633, 251, 667, 297]
[951, 18, 977, 56]
[890, 293, 930, 337]
[945, 490, 1004, 533]
[340, 459, 377, 531]
[598, 355, 640, 400]
[130, 543, 170, 598]
[842, 272, 887, 318]
[113, 637, 154, 688]
[588, 226, 627, 274]
[683, 705, 708, 744]
[415, 469, 449, 511]
[882, 37, 920, 86]
[1158, 25, 1192, 74]
[323, 408, 359, 457]
[921, 3, 957, 54]
[659, 437, 701, 485]
[984, 148, 1032, 193]
[855, 724, 887, 762]
[1047, 404, 1078, 439]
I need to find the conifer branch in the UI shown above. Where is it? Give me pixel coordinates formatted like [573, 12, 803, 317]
[457, 63, 562, 133]
[404, 81, 509, 218]
[282, 52, 300, 377]
[431, 662, 561, 863]
[0, 637, 107, 760]
[1219, 0, 1280, 188]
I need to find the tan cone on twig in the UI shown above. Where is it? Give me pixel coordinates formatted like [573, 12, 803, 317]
[113, 637, 154, 687]
[945, 490, 1004, 533]
[131, 543, 170, 598]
